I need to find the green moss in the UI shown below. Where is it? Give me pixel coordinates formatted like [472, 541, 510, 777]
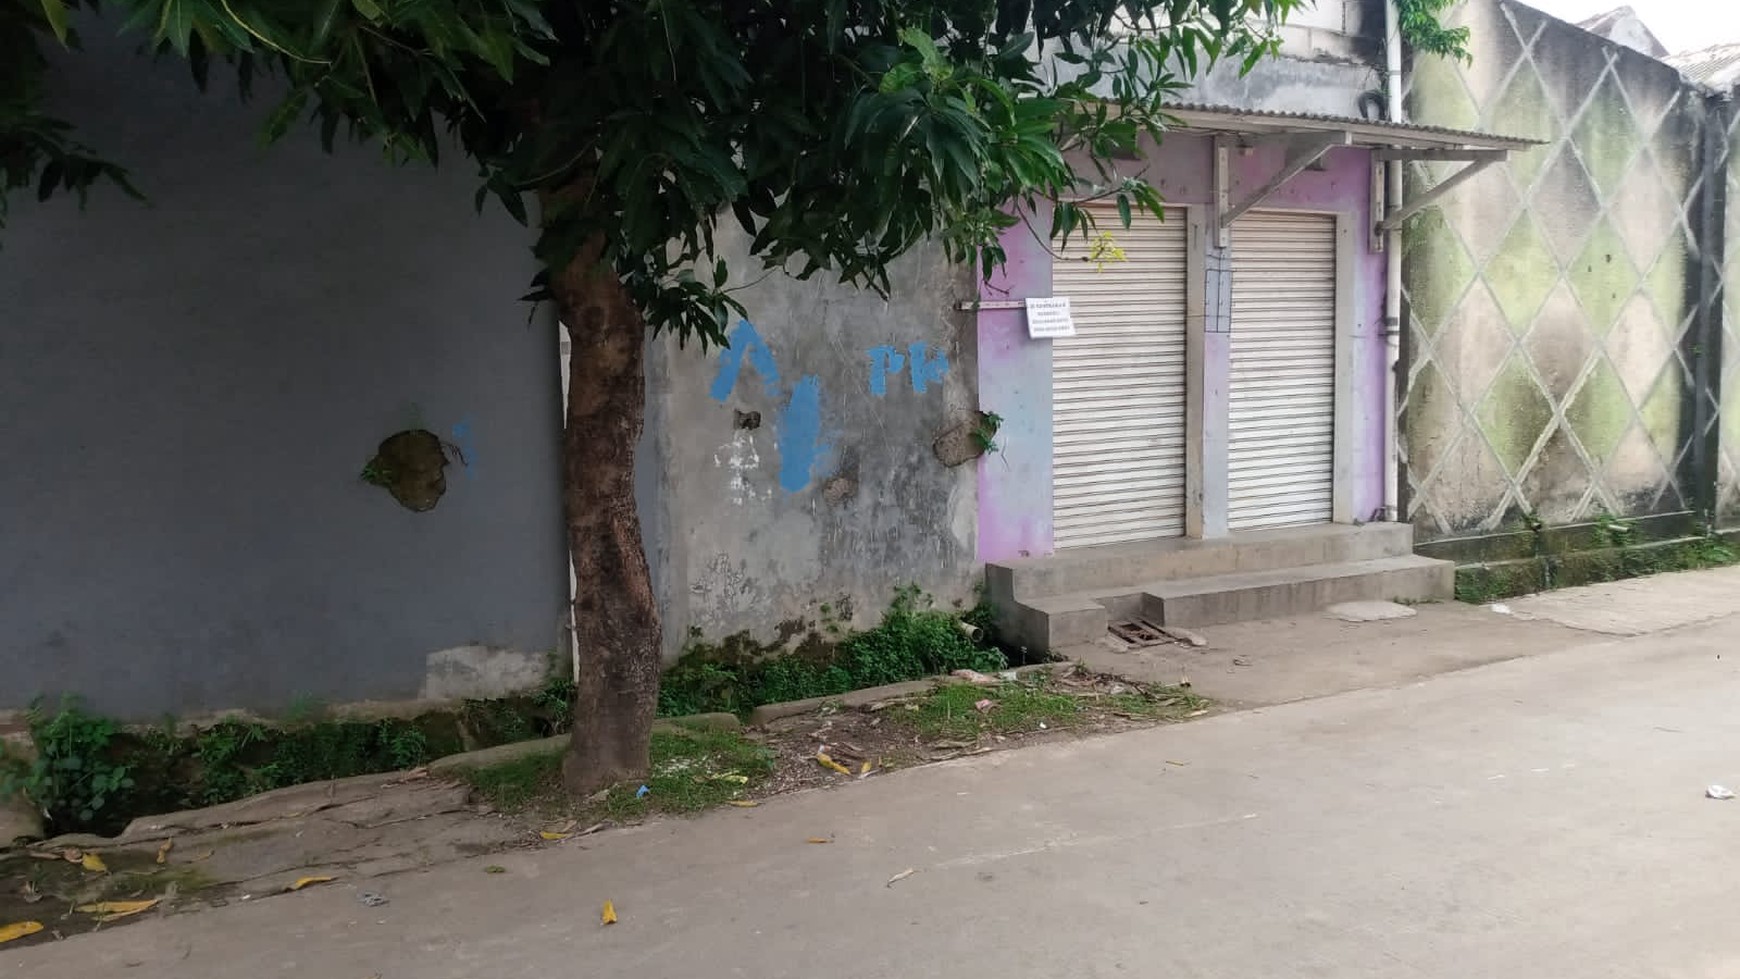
[1488, 67, 1558, 189]
[1476, 357, 1552, 475]
[1566, 359, 1633, 461]
[1484, 214, 1559, 330]
[1402, 208, 1476, 337]
[1564, 218, 1639, 334]
[1568, 78, 1642, 197]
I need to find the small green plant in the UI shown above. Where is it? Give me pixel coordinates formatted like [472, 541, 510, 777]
[657, 587, 1007, 717]
[1592, 512, 1634, 549]
[358, 461, 394, 487]
[970, 411, 1004, 455]
[1, 697, 136, 830]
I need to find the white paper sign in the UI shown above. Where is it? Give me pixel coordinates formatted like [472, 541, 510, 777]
[1025, 297, 1076, 339]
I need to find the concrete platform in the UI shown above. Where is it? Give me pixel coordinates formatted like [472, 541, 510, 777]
[987, 524, 1453, 652]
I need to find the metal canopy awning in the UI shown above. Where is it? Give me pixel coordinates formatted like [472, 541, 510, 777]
[1161, 102, 1541, 247]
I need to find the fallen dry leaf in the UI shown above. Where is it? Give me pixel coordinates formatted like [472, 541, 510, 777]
[726, 800, 759, 808]
[156, 839, 173, 865]
[601, 901, 618, 925]
[75, 899, 159, 922]
[187, 849, 214, 863]
[577, 821, 609, 836]
[709, 773, 750, 784]
[538, 831, 572, 841]
[805, 837, 832, 844]
[815, 752, 853, 776]
[885, 868, 917, 888]
[287, 876, 335, 891]
[1164, 759, 1190, 767]
[484, 866, 506, 874]
[0, 921, 43, 944]
[1185, 709, 1209, 718]
[80, 853, 108, 874]
[61, 848, 83, 863]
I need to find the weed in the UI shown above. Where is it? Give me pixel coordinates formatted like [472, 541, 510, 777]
[456, 749, 566, 812]
[598, 729, 775, 819]
[657, 586, 1006, 717]
[896, 674, 1209, 742]
[970, 411, 1004, 455]
[0, 697, 135, 831]
[455, 728, 775, 820]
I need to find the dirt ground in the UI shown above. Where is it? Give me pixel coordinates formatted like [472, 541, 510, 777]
[0, 665, 1203, 951]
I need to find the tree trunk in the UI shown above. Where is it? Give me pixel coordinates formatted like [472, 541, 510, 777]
[546, 223, 662, 798]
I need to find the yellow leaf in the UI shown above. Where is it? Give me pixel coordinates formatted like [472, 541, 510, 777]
[815, 752, 852, 776]
[859, 760, 872, 774]
[725, 800, 759, 808]
[287, 876, 334, 891]
[0, 921, 43, 944]
[80, 853, 108, 873]
[601, 901, 617, 925]
[539, 831, 572, 841]
[74, 899, 159, 922]
[156, 839, 173, 865]
[805, 837, 832, 844]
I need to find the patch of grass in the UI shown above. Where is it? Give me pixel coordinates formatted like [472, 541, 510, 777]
[455, 749, 566, 812]
[598, 729, 776, 820]
[453, 728, 776, 821]
[897, 674, 1209, 742]
[658, 586, 1005, 717]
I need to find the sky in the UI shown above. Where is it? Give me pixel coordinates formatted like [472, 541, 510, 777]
[1521, 0, 1740, 54]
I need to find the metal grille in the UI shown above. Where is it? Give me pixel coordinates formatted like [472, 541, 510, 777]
[1050, 205, 1189, 548]
[1227, 211, 1337, 531]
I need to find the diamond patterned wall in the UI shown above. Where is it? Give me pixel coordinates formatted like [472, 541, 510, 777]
[1400, 0, 1718, 539]
[1720, 102, 1740, 523]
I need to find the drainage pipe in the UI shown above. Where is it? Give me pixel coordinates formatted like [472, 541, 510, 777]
[1384, 0, 1404, 523]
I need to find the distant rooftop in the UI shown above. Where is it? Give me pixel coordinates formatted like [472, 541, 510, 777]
[1665, 43, 1740, 90]
[1576, 6, 1668, 59]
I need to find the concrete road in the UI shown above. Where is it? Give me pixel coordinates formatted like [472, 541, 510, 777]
[12, 574, 1740, 978]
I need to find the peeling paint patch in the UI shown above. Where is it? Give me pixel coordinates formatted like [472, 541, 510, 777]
[713, 430, 764, 505]
[420, 645, 547, 700]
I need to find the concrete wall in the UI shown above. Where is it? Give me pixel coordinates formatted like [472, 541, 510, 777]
[641, 239, 982, 656]
[978, 133, 1389, 560]
[1401, 0, 1717, 539]
[1722, 93, 1740, 527]
[0, 29, 567, 718]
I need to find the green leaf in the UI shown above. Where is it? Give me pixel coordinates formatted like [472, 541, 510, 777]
[351, 0, 383, 22]
[1116, 193, 1131, 228]
[39, 0, 69, 43]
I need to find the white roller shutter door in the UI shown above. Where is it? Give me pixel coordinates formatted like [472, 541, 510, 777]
[1227, 211, 1336, 531]
[1051, 206, 1189, 548]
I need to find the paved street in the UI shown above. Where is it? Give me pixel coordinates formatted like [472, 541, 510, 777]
[12, 570, 1740, 979]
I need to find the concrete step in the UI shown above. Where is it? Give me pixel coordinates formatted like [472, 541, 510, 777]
[1143, 555, 1454, 628]
[987, 523, 1416, 602]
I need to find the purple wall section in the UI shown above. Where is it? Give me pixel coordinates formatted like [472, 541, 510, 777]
[976, 133, 1386, 561]
[976, 214, 1055, 562]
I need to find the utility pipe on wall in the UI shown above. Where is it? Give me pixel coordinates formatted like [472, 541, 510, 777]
[1383, 0, 1404, 523]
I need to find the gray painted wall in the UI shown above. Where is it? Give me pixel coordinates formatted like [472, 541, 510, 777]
[1, 28, 566, 718]
[643, 237, 981, 658]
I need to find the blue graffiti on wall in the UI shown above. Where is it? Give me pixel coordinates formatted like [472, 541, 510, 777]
[709, 319, 829, 493]
[868, 341, 950, 395]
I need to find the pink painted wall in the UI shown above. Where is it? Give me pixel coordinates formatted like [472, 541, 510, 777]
[977, 133, 1386, 561]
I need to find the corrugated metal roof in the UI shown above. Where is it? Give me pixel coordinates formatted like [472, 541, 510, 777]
[1665, 43, 1740, 88]
[1161, 102, 1540, 151]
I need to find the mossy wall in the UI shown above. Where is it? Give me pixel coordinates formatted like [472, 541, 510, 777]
[1402, 0, 1719, 540]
